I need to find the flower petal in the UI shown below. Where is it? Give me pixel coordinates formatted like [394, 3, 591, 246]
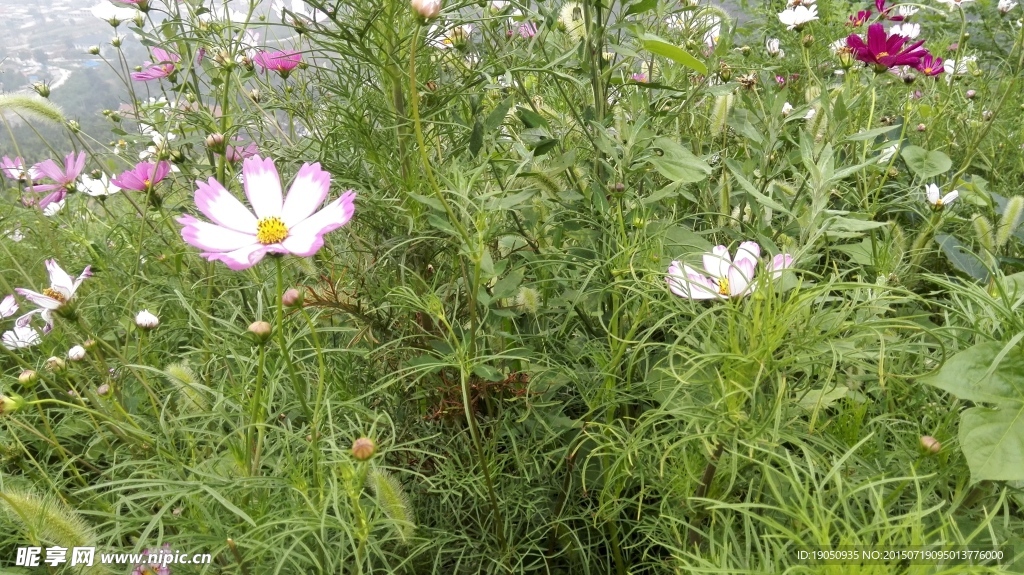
[33, 159, 65, 182]
[194, 178, 258, 233]
[242, 155, 283, 219]
[0, 294, 17, 318]
[926, 184, 940, 204]
[281, 162, 331, 227]
[178, 215, 260, 252]
[289, 191, 356, 240]
[767, 254, 794, 279]
[704, 245, 731, 279]
[727, 258, 757, 296]
[941, 190, 959, 205]
[15, 288, 62, 310]
[734, 241, 761, 267]
[46, 259, 74, 296]
[202, 243, 272, 271]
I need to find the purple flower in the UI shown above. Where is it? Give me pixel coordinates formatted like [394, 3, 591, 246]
[131, 47, 180, 82]
[30, 152, 86, 210]
[1, 156, 41, 182]
[847, 10, 872, 27]
[132, 544, 171, 575]
[226, 139, 259, 163]
[846, 23, 927, 71]
[177, 155, 356, 271]
[253, 50, 302, 78]
[875, 0, 904, 20]
[513, 21, 537, 38]
[111, 161, 171, 192]
[915, 53, 943, 76]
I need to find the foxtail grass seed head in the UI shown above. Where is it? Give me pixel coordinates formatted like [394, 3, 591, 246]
[248, 320, 273, 342]
[0, 393, 25, 416]
[282, 288, 303, 307]
[352, 437, 376, 460]
[996, 196, 1024, 248]
[972, 215, 995, 253]
[18, 370, 38, 387]
[136, 309, 159, 330]
[68, 345, 86, 362]
[411, 0, 442, 19]
[920, 435, 941, 454]
[45, 356, 67, 373]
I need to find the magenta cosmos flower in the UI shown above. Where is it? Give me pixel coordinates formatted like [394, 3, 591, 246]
[666, 242, 793, 300]
[112, 160, 171, 191]
[131, 47, 180, 81]
[1, 156, 41, 182]
[915, 53, 943, 76]
[177, 156, 356, 271]
[846, 23, 927, 71]
[253, 50, 302, 77]
[15, 259, 92, 328]
[30, 152, 86, 209]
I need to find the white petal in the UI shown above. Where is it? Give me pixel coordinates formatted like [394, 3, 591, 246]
[281, 162, 331, 227]
[242, 156, 284, 219]
[941, 190, 959, 205]
[704, 246, 731, 279]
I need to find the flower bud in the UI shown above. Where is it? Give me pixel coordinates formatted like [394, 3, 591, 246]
[0, 393, 25, 416]
[916, 123, 926, 132]
[718, 61, 732, 82]
[282, 288, 303, 307]
[351, 437, 376, 460]
[45, 356, 67, 373]
[837, 46, 854, 69]
[919, 435, 941, 454]
[738, 45, 751, 57]
[136, 309, 159, 330]
[96, 383, 111, 396]
[248, 320, 273, 342]
[68, 345, 87, 362]
[112, 36, 123, 48]
[88, 45, 101, 55]
[965, 89, 976, 99]
[982, 110, 994, 121]
[205, 133, 226, 152]
[801, 34, 814, 48]
[18, 370, 38, 387]
[411, 0, 442, 19]
[249, 88, 261, 103]
[33, 82, 50, 98]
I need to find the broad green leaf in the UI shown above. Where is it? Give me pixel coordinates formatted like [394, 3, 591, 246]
[921, 341, 1024, 406]
[484, 97, 513, 131]
[960, 406, 1024, 483]
[491, 269, 525, 300]
[516, 106, 549, 130]
[725, 160, 792, 216]
[639, 35, 707, 75]
[624, 0, 657, 17]
[935, 233, 989, 281]
[797, 385, 849, 411]
[469, 119, 483, 157]
[900, 145, 952, 179]
[650, 137, 712, 183]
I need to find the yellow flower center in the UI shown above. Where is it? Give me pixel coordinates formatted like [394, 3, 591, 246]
[717, 277, 730, 296]
[256, 216, 289, 245]
[143, 179, 152, 189]
[934, 198, 943, 207]
[43, 287, 67, 303]
[877, 51, 889, 58]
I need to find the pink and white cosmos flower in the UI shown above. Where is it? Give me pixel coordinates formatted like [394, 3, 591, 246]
[253, 50, 303, 77]
[177, 156, 356, 271]
[0, 156, 41, 182]
[667, 242, 793, 300]
[15, 259, 92, 328]
[30, 152, 86, 209]
[0, 295, 17, 319]
[112, 160, 171, 192]
[131, 47, 180, 81]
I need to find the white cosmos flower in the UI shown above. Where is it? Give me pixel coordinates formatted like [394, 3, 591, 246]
[2, 324, 41, 350]
[666, 242, 794, 300]
[5, 229, 25, 242]
[935, 0, 974, 9]
[81, 174, 121, 196]
[15, 259, 92, 329]
[766, 38, 784, 58]
[890, 23, 920, 39]
[90, 2, 138, 24]
[43, 200, 65, 217]
[782, 102, 794, 116]
[998, 0, 1018, 12]
[897, 5, 920, 17]
[777, 6, 818, 30]
[926, 184, 959, 207]
[135, 309, 159, 329]
[68, 345, 87, 361]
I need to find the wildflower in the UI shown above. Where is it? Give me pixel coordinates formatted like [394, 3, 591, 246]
[15, 259, 92, 327]
[131, 545, 171, 575]
[68, 345, 87, 361]
[877, 144, 898, 164]
[666, 242, 793, 300]
[916, 53, 943, 76]
[1, 156, 41, 182]
[766, 37, 784, 58]
[352, 437, 376, 460]
[253, 50, 302, 78]
[6, 229, 25, 242]
[226, 139, 259, 163]
[3, 325, 41, 350]
[410, 0, 442, 19]
[428, 24, 472, 50]
[631, 73, 648, 83]
[847, 9, 872, 26]
[135, 310, 159, 330]
[81, 173, 121, 196]
[875, 0, 904, 19]
[889, 23, 920, 39]
[943, 55, 976, 76]
[110, 0, 148, 11]
[513, 21, 538, 39]
[90, 2, 138, 24]
[248, 320, 273, 342]
[30, 152, 86, 210]
[846, 23, 927, 71]
[177, 155, 357, 271]
[112, 161, 171, 193]
[925, 183, 958, 208]
[0, 394, 25, 416]
[998, 0, 1017, 13]
[778, 6, 818, 30]
[897, 5, 919, 17]
[782, 101, 795, 116]
[43, 200, 65, 217]
[935, 0, 974, 9]
[131, 47, 179, 81]
[559, 2, 586, 40]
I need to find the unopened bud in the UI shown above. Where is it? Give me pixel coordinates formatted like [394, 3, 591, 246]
[837, 47, 854, 69]
[205, 133, 226, 152]
[249, 88, 261, 103]
[738, 45, 751, 57]
[718, 61, 732, 82]
[45, 356, 67, 373]
[282, 288, 303, 307]
[919, 435, 941, 454]
[982, 110, 994, 122]
[136, 309, 159, 330]
[96, 383, 111, 396]
[68, 345, 87, 362]
[916, 123, 926, 132]
[0, 393, 25, 416]
[248, 320, 273, 342]
[411, 0, 442, 19]
[801, 34, 814, 48]
[18, 370, 38, 387]
[966, 89, 976, 99]
[351, 437, 376, 460]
